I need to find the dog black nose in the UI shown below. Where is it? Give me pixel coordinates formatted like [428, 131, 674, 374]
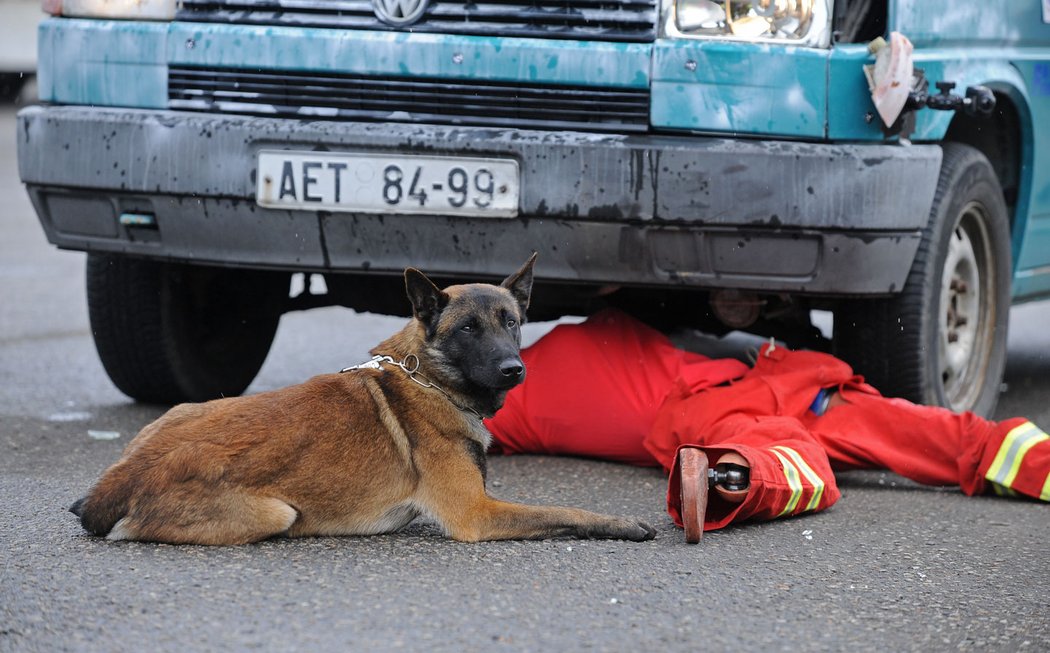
[499, 358, 524, 377]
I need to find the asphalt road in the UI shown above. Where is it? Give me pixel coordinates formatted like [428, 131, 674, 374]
[2, 103, 1048, 652]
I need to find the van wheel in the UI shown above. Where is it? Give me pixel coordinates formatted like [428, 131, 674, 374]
[87, 254, 288, 404]
[833, 143, 1010, 417]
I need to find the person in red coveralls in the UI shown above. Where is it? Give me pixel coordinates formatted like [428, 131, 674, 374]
[483, 309, 1050, 543]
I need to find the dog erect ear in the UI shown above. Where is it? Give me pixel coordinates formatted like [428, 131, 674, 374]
[501, 253, 537, 316]
[405, 268, 449, 330]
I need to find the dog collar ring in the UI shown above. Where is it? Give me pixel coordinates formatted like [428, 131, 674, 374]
[399, 354, 421, 374]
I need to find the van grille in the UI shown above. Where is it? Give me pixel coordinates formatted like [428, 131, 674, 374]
[168, 66, 651, 131]
[176, 0, 658, 43]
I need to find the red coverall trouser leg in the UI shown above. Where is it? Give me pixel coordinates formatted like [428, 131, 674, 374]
[645, 344, 1050, 531]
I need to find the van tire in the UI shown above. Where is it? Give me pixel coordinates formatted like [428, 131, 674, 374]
[833, 143, 1011, 416]
[87, 254, 287, 404]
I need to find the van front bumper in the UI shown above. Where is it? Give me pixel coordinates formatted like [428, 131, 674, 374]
[17, 105, 942, 295]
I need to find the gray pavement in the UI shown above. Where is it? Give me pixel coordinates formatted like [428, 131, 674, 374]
[2, 103, 1049, 652]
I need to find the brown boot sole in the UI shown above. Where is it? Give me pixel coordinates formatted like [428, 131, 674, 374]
[677, 448, 709, 544]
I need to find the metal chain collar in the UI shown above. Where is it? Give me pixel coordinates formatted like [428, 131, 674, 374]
[340, 354, 483, 419]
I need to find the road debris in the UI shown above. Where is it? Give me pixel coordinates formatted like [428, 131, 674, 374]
[47, 411, 93, 422]
[87, 430, 121, 441]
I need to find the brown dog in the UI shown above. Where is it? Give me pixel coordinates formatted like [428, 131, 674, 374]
[70, 255, 656, 545]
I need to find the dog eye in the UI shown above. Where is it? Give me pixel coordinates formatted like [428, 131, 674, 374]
[506, 319, 518, 329]
[460, 324, 474, 333]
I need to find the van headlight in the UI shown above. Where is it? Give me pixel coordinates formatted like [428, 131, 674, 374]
[667, 0, 833, 47]
[44, 0, 178, 19]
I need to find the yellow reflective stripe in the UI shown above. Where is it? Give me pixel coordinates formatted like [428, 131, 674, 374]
[772, 446, 825, 512]
[985, 422, 1050, 489]
[1040, 473, 1050, 502]
[988, 482, 1018, 498]
[985, 423, 1033, 484]
[771, 449, 803, 517]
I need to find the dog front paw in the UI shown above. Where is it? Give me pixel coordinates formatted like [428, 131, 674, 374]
[596, 518, 656, 542]
[628, 520, 657, 542]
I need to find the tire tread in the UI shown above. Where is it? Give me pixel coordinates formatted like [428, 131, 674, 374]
[834, 143, 1010, 415]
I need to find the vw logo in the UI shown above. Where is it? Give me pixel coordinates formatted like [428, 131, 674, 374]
[373, 0, 430, 26]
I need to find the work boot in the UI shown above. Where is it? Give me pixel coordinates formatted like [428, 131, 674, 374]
[676, 449, 751, 544]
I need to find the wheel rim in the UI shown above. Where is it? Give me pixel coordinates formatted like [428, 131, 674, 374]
[937, 201, 995, 411]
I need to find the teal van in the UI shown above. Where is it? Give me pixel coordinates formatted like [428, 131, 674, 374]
[16, 0, 1050, 416]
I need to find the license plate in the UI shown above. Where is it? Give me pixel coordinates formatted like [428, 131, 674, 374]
[256, 151, 519, 217]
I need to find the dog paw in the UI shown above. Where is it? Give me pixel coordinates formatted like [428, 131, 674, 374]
[608, 518, 656, 542]
[631, 520, 657, 542]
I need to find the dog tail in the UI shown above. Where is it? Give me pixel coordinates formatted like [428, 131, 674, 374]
[70, 467, 134, 537]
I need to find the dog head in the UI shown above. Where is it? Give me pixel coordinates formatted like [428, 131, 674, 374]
[404, 254, 536, 406]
